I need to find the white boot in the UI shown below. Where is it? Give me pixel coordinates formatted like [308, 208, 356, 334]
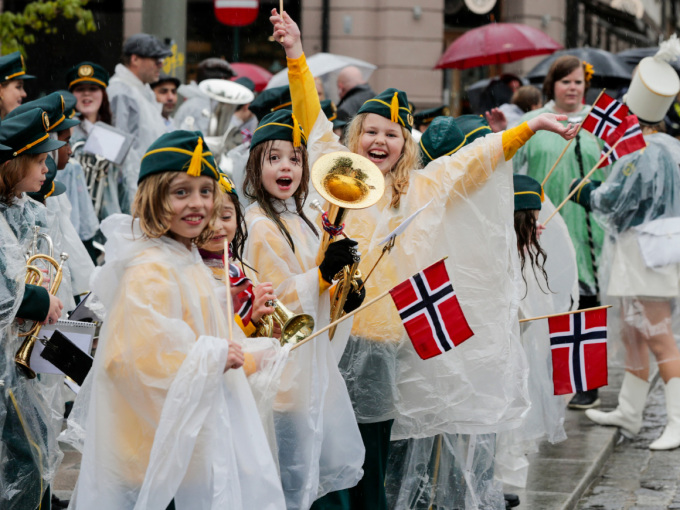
[649, 378, 680, 450]
[585, 372, 649, 436]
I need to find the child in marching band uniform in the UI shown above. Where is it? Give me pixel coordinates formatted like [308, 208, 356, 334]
[242, 109, 365, 510]
[72, 130, 285, 510]
[271, 10, 579, 509]
[0, 108, 67, 510]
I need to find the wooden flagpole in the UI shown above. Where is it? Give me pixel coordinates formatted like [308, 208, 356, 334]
[542, 137, 623, 227]
[224, 240, 234, 341]
[291, 256, 449, 351]
[519, 304, 611, 323]
[541, 89, 606, 187]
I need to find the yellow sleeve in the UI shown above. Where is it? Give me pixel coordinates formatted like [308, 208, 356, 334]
[235, 314, 257, 337]
[243, 352, 257, 376]
[287, 53, 321, 136]
[318, 268, 332, 294]
[502, 122, 534, 161]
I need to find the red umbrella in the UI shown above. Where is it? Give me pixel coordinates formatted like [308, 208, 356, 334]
[230, 63, 273, 92]
[435, 23, 562, 70]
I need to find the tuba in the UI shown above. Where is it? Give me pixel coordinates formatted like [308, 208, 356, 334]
[15, 251, 69, 378]
[198, 79, 255, 158]
[255, 299, 315, 346]
[71, 140, 110, 217]
[310, 152, 385, 339]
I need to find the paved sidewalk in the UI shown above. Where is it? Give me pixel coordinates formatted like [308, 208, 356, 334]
[503, 367, 626, 509]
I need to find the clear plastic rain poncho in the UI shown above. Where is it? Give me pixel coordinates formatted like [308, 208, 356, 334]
[0, 213, 63, 509]
[590, 133, 680, 371]
[174, 83, 211, 133]
[108, 64, 168, 212]
[301, 111, 530, 436]
[243, 202, 365, 509]
[55, 159, 100, 241]
[71, 214, 285, 510]
[386, 433, 503, 510]
[495, 197, 577, 487]
[69, 121, 123, 219]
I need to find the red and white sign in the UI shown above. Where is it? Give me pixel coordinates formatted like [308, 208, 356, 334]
[214, 0, 259, 27]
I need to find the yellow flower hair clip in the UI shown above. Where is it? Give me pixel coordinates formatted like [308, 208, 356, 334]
[583, 61, 595, 82]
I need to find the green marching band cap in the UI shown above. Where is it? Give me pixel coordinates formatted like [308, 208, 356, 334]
[251, 109, 306, 150]
[248, 85, 291, 120]
[57, 89, 79, 120]
[456, 114, 492, 144]
[357, 87, 414, 132]
[419, 116, 466, 167]
[414, 105, 450, 128]
[514, 174, 544, 211]
[0, 51, 35, 82]
[139, 130, 219, 184]
[218, 171, 238, 198]
[28, 155, 65, 202]
[0, 108, 65, 159]
[321, 99, 337, 122]
[6, 91, 80, 132]
[66, 62, 110, 90]
[234, 76, 256, 92]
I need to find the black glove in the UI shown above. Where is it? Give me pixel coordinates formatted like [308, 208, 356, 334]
[343, 279, 366, 313]
[569, 178, 601, 211]
[319, 238, 358, 284]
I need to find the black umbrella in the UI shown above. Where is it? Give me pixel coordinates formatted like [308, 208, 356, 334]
[617, 47, 680, 74]
[525, 48, 631, 88]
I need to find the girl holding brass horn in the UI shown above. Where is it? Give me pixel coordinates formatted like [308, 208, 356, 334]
[272, 10, 579, 509]
[242, 109, 365, 510]
[0, 108, 66, 510]
[71, 130, 285, 509]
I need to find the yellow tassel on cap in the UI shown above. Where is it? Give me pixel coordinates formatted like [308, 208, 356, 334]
[292, 114, 301, 147]
[390, 92, 399, 123]
[187, 137, 203, 177]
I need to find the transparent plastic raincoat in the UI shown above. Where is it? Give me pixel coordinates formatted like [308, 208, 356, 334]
[55, 158, 100, 241]
[72, 214, 285, 510]
[0, 212, 62, 509]
[587, 133, 680, 371]
[108, 64, 168, 212]
[243, 203, 365, 510]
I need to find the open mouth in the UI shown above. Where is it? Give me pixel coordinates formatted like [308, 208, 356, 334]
[368, 150, 388, 161]
[276, 177, 293, 189]
[183, 215, 204, 225]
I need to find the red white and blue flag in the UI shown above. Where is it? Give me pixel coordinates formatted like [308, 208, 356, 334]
[228, 262, 254, 326]
[581, 92, 629, 139]
[389, 259, 473, 360]
[548, 308, 608, 395]
[597, 114, 646, 168]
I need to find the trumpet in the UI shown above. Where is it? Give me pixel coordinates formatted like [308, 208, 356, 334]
[15, 252, 69, 379]
[309, 152, 385, 339]
[255, 299, 315, 346]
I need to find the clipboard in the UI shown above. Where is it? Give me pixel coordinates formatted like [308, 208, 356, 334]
[82, 121, 133, 165]
[31, 320, 95, 376]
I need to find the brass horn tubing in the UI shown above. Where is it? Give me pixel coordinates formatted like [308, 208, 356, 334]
[15, 253, 68, 379]
[314, 203, 348, 267]
[328, 258, 361, 340]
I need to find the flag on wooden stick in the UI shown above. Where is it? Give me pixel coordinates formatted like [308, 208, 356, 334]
[581, 92, 629, 139]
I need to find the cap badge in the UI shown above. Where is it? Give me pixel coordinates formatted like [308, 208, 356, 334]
[42, 112, 50, 131]
[407, 113, 414, 127]
[78, 65, 94, 78]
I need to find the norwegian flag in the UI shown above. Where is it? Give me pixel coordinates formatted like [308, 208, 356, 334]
[581, 93, 629, 139]
[389, 260, 473, 360]
[228, 262, 254, 326]
[549, 308, 608, 395]
[597, 114, 646, 168]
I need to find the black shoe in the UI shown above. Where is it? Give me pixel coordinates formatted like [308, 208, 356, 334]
[504, 493, 520, 508]
[52, 495, 70, 509]
[568, 389, 601, 409]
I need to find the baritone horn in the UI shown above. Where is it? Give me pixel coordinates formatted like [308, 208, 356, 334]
[256, 299, 315, 346]
[15, 252, 69, 379]
[310, 152, 385, 339]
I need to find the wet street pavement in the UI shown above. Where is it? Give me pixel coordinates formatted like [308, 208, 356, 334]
[578, 375, 680, 509]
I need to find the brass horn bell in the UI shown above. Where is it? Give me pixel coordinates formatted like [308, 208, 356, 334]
[256, 299, 315, 346]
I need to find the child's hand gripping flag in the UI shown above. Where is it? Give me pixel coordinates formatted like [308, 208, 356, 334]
[581, 92, 629, 139]
[549, 308, 608, 395]
[389, 259, 473, 360]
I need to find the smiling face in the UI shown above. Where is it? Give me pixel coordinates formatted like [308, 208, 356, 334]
[15, 153, 48, 195]
[261, 140, 303, 200]
[167, 174, 215, 249]
[0, 79, 27, 118]
[72, 83, 103, 123]
[357, 113, 405, 175]
[202, 198, 237, 253]
[553, 67, 585, 114]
